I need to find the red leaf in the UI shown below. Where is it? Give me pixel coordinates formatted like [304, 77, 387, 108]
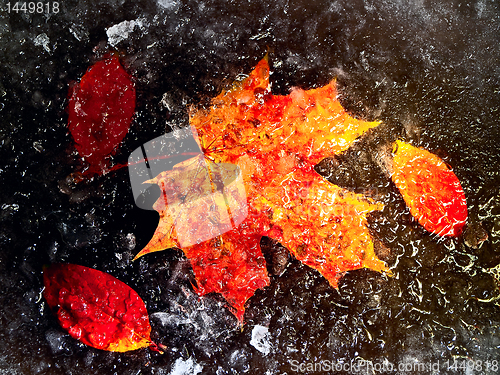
[68, 54, 135, 176]
[43, 263, 158, 352]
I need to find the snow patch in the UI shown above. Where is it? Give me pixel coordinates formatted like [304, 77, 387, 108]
[106, 18, 148, 47]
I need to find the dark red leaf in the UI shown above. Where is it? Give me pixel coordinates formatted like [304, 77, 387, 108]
[68, 54, 135, 176]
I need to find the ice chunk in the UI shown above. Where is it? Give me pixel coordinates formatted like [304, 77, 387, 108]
[33, 33, 50, 53]
[157, 0, 180, 10]
[69, 24, 89, 42]
[106, 18, 148, 47]
[170, 357, 203, 375]
[250, 325, 271, 355]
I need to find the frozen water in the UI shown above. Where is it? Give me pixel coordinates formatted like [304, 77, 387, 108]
[1, 0, 500, 373]
[45, 329, 73, 355]
[156, 0, 180, 11]
[151, 311, 193, 327]
[69, 24, 89, 42]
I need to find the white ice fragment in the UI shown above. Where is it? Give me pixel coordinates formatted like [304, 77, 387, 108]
[150, 312, 172, 326]
[150, 312, 193, 327]
[33, 33, 50, 53]
[156, 0, 180, 10]
[250, 325, 271, 355]
[124, 233, 136, 250]
[169, 357, 203, 375]
[69, 24, 89, 42]
[106, 18, 148, 47]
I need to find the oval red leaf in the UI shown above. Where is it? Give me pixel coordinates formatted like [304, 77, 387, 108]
[68, 54, 135, 176]
[43, 263, 156, 352]
[391, 140, 468, 237]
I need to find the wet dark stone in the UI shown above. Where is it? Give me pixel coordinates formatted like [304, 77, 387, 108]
[260, 236, 291, 277]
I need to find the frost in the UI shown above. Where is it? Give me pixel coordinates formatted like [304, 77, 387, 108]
[106, 18, 148, 47]
[169, 357, 203, 375]
[33, 33, 50, 53]
[250, 325, 271, 355]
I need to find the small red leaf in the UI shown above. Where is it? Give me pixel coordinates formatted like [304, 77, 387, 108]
[43, 263, 157, 352]
[68, 54, 135, 176]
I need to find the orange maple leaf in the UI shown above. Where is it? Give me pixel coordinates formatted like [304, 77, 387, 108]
[135, 57, 390, 321]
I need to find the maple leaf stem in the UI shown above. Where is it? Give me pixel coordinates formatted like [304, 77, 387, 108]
[79, 152, 203, 180]
[202, 136, 222, 154]
[148, 341, 166, 354]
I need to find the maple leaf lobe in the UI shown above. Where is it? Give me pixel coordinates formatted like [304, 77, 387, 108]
[190, 56, 389, 283]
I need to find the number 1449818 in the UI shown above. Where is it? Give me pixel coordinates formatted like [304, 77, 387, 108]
[6, 2, 59, 14]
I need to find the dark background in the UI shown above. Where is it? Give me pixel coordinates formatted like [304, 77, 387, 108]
[0, 0, 499, 374]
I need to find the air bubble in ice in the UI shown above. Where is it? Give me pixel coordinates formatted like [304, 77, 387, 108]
[33, 141, 44, 152]
[69, 24, 89, 42]
[115, 232, 137, 252]
[157, 0, 180, 11]
[150, 311, 192, 327]
[228, 349, 250, 372]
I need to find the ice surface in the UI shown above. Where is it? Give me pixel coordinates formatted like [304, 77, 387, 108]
[156, 0, 180, 11]
[149, 268, 238, 357]
[45, 329, 73, 355]
[1, 0, 499, 373]
[69, 24, 89, 42]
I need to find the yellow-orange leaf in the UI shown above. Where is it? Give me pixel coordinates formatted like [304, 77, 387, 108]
[391, 140, 467, 237]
